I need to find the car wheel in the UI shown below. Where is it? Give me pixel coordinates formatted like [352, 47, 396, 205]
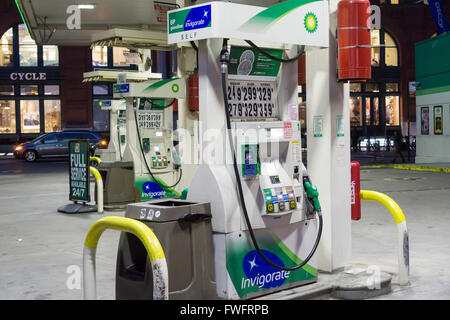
[24, 150, 37, 162]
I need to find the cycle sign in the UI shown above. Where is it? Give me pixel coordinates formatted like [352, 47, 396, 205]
[69, 140, 90, 202]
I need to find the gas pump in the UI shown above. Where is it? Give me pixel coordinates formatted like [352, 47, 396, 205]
[168, 0, 328, 299]
[95, 99, 127, 161]
[113, 78, 187, 201]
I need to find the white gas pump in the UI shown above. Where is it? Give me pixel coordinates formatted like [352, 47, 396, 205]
[95, 99, 127, 161]
[168, 0, 328, 299]
[113, 78, 187, 200]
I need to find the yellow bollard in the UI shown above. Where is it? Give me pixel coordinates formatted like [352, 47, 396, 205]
[83, 216, 168, 300]
[89, 166, 103, 213]
[360, 190, 409, 285]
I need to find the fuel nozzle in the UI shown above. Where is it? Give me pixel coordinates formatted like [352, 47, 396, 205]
[303, 178, 321, 212]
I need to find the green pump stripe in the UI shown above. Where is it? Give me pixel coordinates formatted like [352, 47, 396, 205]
[153, 176, 180, 196]
[270, 233, 317, 277]
[239, 0, 322, 32]
[145, 78, 180, 91]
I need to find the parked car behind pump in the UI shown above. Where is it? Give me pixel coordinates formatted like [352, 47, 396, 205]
[14, 131, 108, 162]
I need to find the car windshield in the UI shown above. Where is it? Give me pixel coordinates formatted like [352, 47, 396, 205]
[29, 134, 48, 143]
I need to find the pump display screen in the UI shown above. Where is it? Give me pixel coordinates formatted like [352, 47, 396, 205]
[270, 175, 280, 184]
[138, 112, 163, 128]
[227, 80, 278, 120]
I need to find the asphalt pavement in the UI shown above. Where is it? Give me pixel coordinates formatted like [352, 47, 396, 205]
[0, 157, 449, 300]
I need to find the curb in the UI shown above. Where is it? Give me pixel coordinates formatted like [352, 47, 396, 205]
[361, 164, 450, 173]
[0, 153, 14, 160]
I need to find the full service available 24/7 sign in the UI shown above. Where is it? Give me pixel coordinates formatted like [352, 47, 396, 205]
[69, 140, 90, 202]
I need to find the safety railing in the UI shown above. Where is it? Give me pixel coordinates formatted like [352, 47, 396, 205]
[83, 216, 169, 300]
[360, 190, 409, 285]
[90, 156, 102, 166]
[89, 166, 103, 213]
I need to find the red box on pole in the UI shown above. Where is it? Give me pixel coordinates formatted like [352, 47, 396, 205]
[351, 161, 361, 220]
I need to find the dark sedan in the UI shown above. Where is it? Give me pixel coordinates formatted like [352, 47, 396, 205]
[14, 131, 108, 162]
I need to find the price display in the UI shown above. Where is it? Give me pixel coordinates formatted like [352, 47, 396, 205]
[227, 81, 278, 120]
[138, 112, 163, 129]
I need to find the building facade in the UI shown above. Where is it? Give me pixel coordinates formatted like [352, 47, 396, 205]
[415, 31, 450, 163]
[298, 0, 450, 150]
[0, 0, 170, 151]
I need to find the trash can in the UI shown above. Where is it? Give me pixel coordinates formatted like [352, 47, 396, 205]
[96, 161, 135, 208]
[116, 199, 217, 300]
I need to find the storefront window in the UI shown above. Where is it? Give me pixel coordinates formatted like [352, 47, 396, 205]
[365, 83, 380, 92]
[371, 29, 399, 68]
[386, 96, 399, 126]
[385, 33, 398, 67]
[44, 100, 61, 132]
[20, 100, 40, 133]
[0, 100, 16, 133]
[365, 98, 370, 125]
[373, 97, 379, 125]
[44, 85, 60, 95]
[0, 85, 14, 95]
[371, 30, 381, 67]
[350, 83, 361, 92]
[43, 45, 59, 66]
[0, 27, 14, 67]
[18, 24, 38, 67]
[92, 46, 108, 67]
[350, 97, 362, 126]
[386, 82, 399, 92]
[21, 85, 39, 95]
[365, 97, 379, 125]
[113, 47, 131, 67]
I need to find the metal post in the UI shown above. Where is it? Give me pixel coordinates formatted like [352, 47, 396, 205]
[83, 216, 169, 300]
[360, 190, 409, 285]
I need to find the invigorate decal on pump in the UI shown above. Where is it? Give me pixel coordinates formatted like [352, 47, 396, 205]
[226, 231, 317, 298]
[168, 4, 211, 34]
[136, 177, 179, 201]
[241, 250, 290, 290]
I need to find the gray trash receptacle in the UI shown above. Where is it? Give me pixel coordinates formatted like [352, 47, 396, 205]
[96, 161, 135, 207]
[116, 199, 217, 300]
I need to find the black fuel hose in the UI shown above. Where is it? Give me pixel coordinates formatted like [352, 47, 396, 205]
[148, 98, 176, 109]
[245, 40, 305, 63]
[220, 39, 322, 272]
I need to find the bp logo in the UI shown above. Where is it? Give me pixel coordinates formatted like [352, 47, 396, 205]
[74, 143, 80, 152]
[241, 250, 290, 290]
[304, 12, 318, 34]
[171, 84, 179, 93]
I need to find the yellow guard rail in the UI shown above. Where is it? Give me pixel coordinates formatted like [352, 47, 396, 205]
[360, 190, 409, 285]
[83, 216, 168, 300]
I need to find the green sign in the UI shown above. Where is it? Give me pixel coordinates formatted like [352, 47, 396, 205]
[228, 46, 282, 78]
[336, 115, 344, 137]
[69, 140, 90, 202]
[313, 115, 323, 137]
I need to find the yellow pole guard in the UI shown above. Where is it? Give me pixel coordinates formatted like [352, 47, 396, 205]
[84, 216, 165, 262]
[89, 166, 102, 182]
[90, 156, 102, 165]
[360, 190, 406, 224]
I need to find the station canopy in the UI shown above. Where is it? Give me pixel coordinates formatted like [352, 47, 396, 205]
[15, 0, 180, 46]
[15, 0, 281, 47]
